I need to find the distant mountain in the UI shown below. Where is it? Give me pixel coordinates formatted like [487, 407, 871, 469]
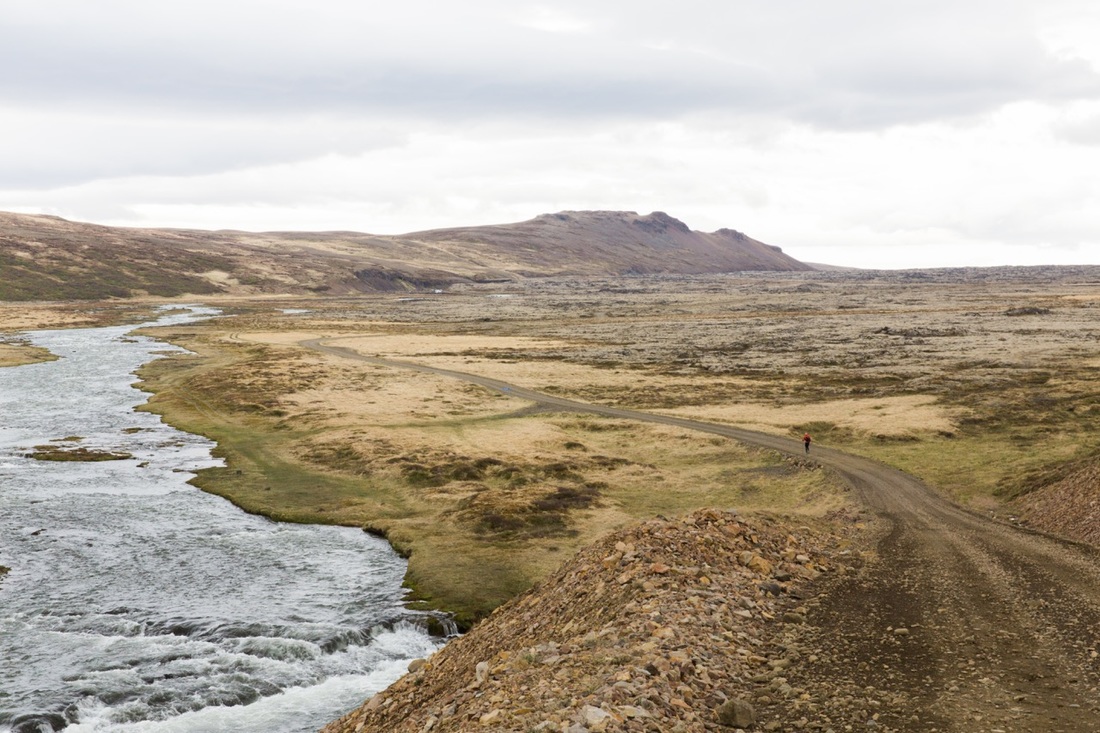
[405, 210, 809, 276]
[0, 210, 811, 301]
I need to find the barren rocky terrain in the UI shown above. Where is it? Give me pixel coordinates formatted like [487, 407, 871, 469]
[321, 508, 863, 733]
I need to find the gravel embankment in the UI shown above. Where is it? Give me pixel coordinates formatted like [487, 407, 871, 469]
[321, 508, 867, 733]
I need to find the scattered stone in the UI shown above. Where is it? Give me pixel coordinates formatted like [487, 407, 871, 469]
[717, 698, 756, 728]
[319, 509, 856, 733]
[582, 705, 613, 730]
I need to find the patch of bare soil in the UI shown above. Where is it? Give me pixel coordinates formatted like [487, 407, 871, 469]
[326, 486, 1100, 731]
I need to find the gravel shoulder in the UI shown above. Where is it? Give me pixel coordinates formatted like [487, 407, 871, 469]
[308, 338, 1100, 731]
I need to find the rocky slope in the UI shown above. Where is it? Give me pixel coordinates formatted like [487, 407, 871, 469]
[1011, 458, 1100, 546]
[0, 210, 809, 301]
[321, 508, 866, 733]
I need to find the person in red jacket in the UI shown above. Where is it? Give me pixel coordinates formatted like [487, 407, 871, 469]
[803, 432, 812, 454]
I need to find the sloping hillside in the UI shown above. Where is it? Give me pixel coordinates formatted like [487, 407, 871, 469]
[0, 213, 233, 300]
[1011, 458, 1100, 546]
[406, 210, 809, 275]
[0, 210, 810, 301]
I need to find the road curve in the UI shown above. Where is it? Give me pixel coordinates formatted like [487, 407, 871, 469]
[302, 337, 1100, 731]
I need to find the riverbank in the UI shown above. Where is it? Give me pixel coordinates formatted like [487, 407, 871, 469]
[0, 305, 438, 733]
[0, 300, 190, 366]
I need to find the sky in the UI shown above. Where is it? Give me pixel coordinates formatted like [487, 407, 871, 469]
[2, 1, 1100, 269]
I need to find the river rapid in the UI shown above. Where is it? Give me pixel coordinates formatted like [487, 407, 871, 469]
[0, 307, 441, 733]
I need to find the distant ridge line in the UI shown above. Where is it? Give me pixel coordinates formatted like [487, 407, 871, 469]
[0, 209, 810, 301]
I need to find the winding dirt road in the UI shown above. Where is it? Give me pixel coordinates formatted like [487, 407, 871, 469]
[303, 338, 1100, 731]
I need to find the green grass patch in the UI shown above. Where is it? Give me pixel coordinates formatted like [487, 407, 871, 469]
[802, 426, 1098, 506]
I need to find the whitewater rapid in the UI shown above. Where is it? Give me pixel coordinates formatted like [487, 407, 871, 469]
[0, 307, 442, 733]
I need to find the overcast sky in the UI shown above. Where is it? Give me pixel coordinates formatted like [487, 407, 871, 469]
[3, 1, 1100, 268]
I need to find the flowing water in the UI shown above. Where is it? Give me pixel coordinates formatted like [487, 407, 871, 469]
[0, 307, 443, 733]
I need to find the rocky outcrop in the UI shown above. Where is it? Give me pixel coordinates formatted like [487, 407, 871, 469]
[321, 508, 865, 732]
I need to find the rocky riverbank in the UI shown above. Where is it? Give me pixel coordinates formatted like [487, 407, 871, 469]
[321, 508, 869, 733]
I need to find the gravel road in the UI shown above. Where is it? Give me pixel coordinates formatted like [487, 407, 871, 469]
[303, 338, 1100, 731]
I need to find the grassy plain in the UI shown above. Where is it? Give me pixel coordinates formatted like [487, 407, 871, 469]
[133, 320, 842, 625]
[5, 268, 1099, 623]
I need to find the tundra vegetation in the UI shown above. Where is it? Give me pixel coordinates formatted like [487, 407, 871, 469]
[115, 268, 1100, 625]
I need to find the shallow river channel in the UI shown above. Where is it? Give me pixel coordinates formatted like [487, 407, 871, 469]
[0, 308, 441, 733]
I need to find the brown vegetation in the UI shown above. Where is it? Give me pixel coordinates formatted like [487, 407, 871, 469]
[26, 444, 134, 462]
[0, 340, 57, 367]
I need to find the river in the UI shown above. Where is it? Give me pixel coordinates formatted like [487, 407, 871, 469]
[0, 307, 442, 733]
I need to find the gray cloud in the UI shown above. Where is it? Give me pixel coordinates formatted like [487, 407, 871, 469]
[4, 1, 1096, 128]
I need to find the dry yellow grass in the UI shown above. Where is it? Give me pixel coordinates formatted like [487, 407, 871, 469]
[658, 394, 962, 438]
[0, 342, 57, 367]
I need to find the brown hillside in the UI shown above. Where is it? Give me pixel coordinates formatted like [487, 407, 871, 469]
[406, 210, 810, 276]
[0, 210, 809, 301]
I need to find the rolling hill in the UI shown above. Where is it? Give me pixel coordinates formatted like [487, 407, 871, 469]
[0, 210, 811, 301]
